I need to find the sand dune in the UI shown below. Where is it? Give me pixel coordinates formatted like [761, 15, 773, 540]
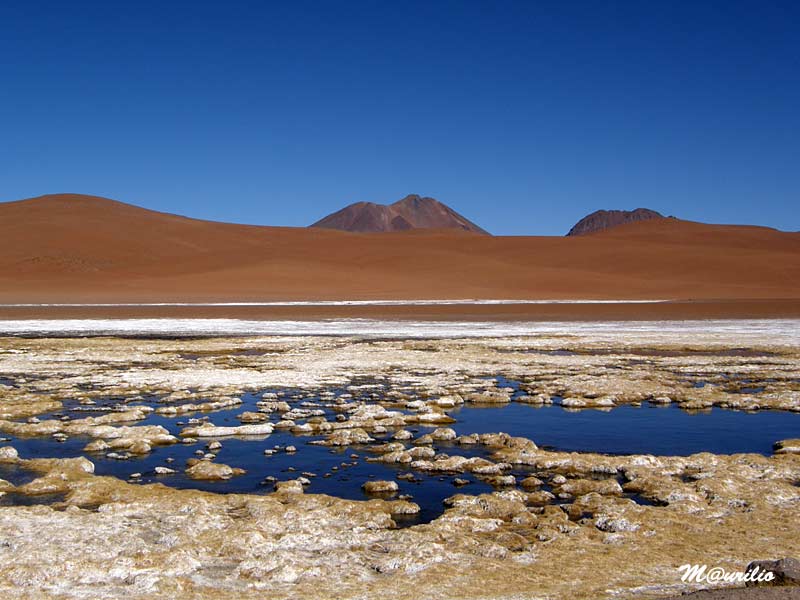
[1, 194, 799, 315]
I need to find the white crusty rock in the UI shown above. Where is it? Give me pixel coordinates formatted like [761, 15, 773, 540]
[386, 499, 421, 514]
[238, 411, 270, 423]
[404, 411, 457, 424]
[362, 480, 399, 494]
[774, 439, 800, 454]
[595, 514, 640, 533]
[313, 428, 374, 446]
[480, 475, 516, 487]
[274, 479, 305, 494]
[520, 476, 544, 491]
[0, 446, 19, 461]
[465, 391, 512, 404]
[256, 400, 291, 413]
[155, 396, 242, 415]
[554, 478, 624, 498]
[430, 427, 457, 441]
[650, 396, 672, 405]
[80, 425, 177, 454]
[349, 405, 403, 421]
[410, 455, 507, 474]
[561, 396, 616, 408]
[408, 446, 436, 459]
[431, 395, 462, 408]
[185, 461, 245, 480]
[516, 393, 552, 405]
[180, 423, 274, 437]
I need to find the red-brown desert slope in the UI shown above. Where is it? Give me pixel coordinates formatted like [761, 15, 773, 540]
[1, 194, 799, 315]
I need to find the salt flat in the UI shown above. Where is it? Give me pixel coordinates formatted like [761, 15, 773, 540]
[0, 317, 798, 344]
[0, 330, 798, 599]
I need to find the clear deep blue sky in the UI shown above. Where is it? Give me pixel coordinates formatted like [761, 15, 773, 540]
[1, 1, 798, 235]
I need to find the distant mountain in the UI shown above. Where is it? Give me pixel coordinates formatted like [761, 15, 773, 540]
[310, 194, 489, 234]
[566, 208, 664, 236]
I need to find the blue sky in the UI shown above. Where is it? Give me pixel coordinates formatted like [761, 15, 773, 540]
[1, 1, 797, 235]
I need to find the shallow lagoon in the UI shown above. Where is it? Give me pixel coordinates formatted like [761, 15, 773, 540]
[5, 386, 799, 522]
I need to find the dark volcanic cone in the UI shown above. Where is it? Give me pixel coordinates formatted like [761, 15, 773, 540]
[567, 208, 663, 236]
[311, 194, 489, 234]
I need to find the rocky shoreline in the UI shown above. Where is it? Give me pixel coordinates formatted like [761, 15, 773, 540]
[0, 332, 798, 599]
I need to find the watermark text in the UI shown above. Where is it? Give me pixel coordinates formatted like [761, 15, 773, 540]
[679, 563, 775, 585]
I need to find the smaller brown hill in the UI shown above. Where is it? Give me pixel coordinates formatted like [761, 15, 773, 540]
[567, 208, 664, 236]
[310, 194, 489, 234]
